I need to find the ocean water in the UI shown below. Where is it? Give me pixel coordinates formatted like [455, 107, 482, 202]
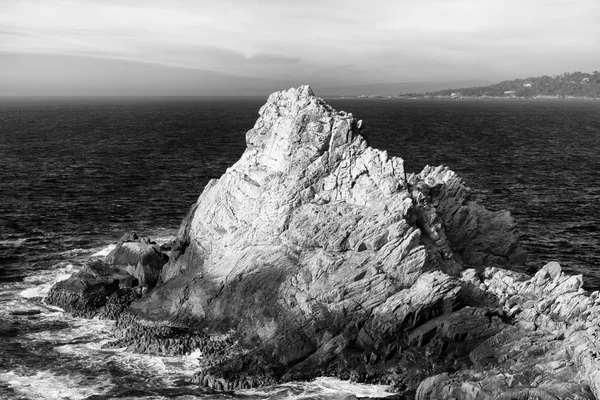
[0, 96, 599, 399]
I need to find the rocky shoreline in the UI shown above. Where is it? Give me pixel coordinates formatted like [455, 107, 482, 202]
[45, 86, 600, 399]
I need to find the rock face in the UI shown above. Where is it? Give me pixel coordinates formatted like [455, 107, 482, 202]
[114, 86, 533, 391]
[417, 262, 600, 400]
[106, 232, 167, 288]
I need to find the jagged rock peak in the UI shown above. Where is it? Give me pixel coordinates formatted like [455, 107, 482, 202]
[172, 85, 414, 273]
[244, 84, 366, 175]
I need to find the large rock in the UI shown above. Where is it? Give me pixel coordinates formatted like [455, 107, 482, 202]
[45, 259, 142, 319]
[106, 232, 167, 288]
[114, 86, 527, 389]
[45, 232, 168, 318]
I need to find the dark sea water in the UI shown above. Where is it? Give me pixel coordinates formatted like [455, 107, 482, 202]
[0, 96, 599, 399]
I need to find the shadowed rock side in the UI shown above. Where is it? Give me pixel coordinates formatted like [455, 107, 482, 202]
[45, 259, 143, 319]
[109, 86, 542, 394]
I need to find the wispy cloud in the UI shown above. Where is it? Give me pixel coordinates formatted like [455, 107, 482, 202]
[1, 0, 599, 88]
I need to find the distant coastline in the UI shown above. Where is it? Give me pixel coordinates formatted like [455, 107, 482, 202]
[325, 71, 600, 101]
[324, 94, 600, 101]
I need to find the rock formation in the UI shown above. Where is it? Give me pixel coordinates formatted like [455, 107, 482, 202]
[416, 261, 600, 399]
[106, 232, 167, 288]
[48, 86, 600, 398]
[110, 86, 530, 392]
[45, 258, 142, 319]
[45, 232, 165, 318]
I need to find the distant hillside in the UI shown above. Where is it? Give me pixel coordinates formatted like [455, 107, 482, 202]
[423, 72, 600, 99]
[315, 80, 491, 97]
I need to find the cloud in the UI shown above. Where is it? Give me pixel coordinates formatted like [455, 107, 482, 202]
[0, 51, 291, 95]
[246, 53, 301, 64]
[1, 0, 599, 89]
[0, 29, 37, 37]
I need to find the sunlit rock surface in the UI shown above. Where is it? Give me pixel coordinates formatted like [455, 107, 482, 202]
[104, 86, 546, 394]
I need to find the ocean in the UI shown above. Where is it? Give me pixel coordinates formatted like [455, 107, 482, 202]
[1, 96, 599, 399]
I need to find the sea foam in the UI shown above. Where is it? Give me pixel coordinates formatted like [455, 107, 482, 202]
[91, 243, 117, 257]
[239, 377, 394, 399]
[19, 264, 78, 299]
[0, 370, 114, 400]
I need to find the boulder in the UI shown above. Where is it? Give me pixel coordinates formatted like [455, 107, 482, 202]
[119, 230, 140, 242]
[106, 238, 167, 288]
[45, 259, 141, 319]
[113, 86, 526, 389]
[45, 231, 169, 320]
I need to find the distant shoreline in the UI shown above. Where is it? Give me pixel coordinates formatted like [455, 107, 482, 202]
[323, 95, 600, 101]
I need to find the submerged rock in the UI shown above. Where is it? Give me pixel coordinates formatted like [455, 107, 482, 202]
[113, 86, 528, 390]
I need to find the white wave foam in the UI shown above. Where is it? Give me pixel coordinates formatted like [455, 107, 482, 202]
[25, 315, 114, 343]
[44, 318, 201, 390]
[0, 370, 114, 400]
[20, 264, 78, 299]
[90, 243, 116, 257]
[55, 341, 201, 380]
[240, 377, 394, 399]
[311, 377, 393, 397]
[89, 234, 175, 258]
[151, 234, 177, 245]
[59, 247, 95, 257]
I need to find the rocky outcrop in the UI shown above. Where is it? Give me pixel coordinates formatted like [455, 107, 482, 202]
[45, 259, 142, 319]
[112, 86, 531, 391]
[106, 231, 167, 288]
[416, 261, 600, 400]
[45, 232, 168, 318]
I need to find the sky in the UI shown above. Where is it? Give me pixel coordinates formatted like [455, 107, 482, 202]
[1, 0, 599, 95]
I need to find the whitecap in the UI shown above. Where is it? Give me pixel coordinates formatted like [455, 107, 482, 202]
[239, 376, 394, 399]
[310, 376, 393, 397]
[25, 314, 114, 343]
[59, 247, 96, 257]
[44, 318, 202, 390]
[90, 243, 116, 257]
[20, 264, 78, 299]
[55, 340, 201, 381]
[150, 234, 177, 245]
[0, 370, 115, 400]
